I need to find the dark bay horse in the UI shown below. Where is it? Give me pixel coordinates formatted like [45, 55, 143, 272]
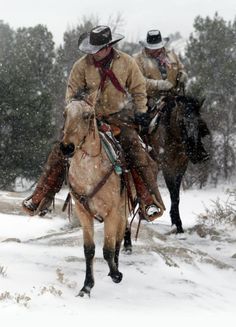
[148, 95, 209, 233]
[123, 95, 209, 250]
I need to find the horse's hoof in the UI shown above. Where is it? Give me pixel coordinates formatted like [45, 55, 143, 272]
[176, 226, 184, 234]
[176, 233, 187, 240]
[109, 271, 123, 283]
[123, 245, 132, 254]
[76, 286, 91, 298]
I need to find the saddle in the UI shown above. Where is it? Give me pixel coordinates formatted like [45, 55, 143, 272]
[97, 120, 163, 222]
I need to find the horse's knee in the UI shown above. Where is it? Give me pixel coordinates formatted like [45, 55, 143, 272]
[84, 244, 95, 260]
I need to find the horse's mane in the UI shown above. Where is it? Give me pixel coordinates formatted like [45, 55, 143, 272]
[158, 95, 202, 131]
[175, 95, 201, 111]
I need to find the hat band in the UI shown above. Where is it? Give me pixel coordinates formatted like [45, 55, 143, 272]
[90, 35, 112, 46]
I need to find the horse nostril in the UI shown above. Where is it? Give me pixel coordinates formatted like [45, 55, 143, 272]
[60, 142, 75, 158]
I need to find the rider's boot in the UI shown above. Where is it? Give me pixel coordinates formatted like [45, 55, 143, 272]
[131, 169, 161, 221]
[136, 165, 166, 220]
[22, 143, 67, 216]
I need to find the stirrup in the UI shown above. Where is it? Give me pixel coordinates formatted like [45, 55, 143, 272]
[146, 204, 160, 217]
[22, 196, 38, 216]
[22, 195, 53, 217]
[139, 198, 164, 222]
[143, 204, 162, 222]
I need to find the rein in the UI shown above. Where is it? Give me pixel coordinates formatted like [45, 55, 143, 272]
[80, 140, 102, 158]
[69, 164, 115, 220]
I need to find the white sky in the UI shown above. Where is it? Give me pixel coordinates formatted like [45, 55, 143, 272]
[0, 0, 235, 45]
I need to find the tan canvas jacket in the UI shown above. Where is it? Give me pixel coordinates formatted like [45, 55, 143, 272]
[66, 49, 147, 116]
[134, 48, 185, 97]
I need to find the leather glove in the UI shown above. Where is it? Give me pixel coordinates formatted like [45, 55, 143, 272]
[179, 71, 188, 83]
[155, 79, 173, 91]
[134, 112, 150, 127]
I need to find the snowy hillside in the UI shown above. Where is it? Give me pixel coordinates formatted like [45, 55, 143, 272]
[169, 37, 187, 56]
[167, 37, 187, 56]
[0, 185, 236, 326]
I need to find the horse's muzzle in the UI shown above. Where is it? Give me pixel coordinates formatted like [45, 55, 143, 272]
[60, 142, 75, 158]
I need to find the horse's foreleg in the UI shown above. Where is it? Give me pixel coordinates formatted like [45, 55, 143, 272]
[79, 243, 95, 296]
[123, 225, 132, 253]
[163, 172, 184, 233]
[76, 209, 95, 297]
[115, 216, 126, 267]
[103, 213, 123, 283]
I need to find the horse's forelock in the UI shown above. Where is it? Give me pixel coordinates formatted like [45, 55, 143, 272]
[66, 100, 93, 121]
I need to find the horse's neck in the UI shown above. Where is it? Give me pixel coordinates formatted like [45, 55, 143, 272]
[160, 104, 181, 140]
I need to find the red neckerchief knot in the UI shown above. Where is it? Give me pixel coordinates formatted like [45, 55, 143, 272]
[93, 49, 126, 94]
[149, 48, 172, 69]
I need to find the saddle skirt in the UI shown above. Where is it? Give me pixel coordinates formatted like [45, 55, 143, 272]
[98, 122, 124, 175]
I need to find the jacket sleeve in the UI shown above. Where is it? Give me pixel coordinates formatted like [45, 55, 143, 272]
[134, 54, 158, 96]
[126, 57, 148, 113]
[65, 59, 86, 104]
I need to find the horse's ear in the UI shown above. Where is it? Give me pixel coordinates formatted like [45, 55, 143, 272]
[86, 90, 98, 107]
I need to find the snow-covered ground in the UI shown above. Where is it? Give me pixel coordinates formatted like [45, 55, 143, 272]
[0, 184, 235, 326]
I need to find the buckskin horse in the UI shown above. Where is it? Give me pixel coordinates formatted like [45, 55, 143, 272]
[123, 94, 209, 249]
[61, 95, 127, 297]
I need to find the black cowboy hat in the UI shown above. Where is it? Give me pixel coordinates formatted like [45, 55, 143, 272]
[139, 30, 169, 50]
[78, 25, 124, 54]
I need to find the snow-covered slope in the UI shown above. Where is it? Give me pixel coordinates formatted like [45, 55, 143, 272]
[0, 185, 235, 326]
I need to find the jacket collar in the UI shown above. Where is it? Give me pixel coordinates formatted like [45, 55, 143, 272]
[142, 47, 170, 59]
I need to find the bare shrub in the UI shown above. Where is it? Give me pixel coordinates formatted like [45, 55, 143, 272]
[0, 291, 31, 307]
[0, 266, 7, 277]
[198, 189, 236, 227]
[39, 285, 62, 297]
[56, 268, 77, 289]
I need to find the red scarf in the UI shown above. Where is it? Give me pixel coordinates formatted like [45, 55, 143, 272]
[93, 49, 126, 94]
[149, 48, 172, 69]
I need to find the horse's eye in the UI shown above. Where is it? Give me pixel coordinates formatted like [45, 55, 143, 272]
[82, 112, 91, 121]
[82, 112, 94, 121]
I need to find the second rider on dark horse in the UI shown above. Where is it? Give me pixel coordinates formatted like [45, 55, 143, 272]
[22, 26, 165, 221]
[132, 29, 210, 234]
[134, 29, 209, 164]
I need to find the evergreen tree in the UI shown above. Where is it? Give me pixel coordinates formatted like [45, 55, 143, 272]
[51, 17, 98, 130]
[185, 13, 236, 182]
[0, 24, 56, 189]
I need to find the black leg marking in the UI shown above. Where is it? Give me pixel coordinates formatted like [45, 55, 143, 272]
[77, 244, 95, 297]
[123, 226, 132, 254]
[103, 248, 123, 283]
[164, 172, 184, 233]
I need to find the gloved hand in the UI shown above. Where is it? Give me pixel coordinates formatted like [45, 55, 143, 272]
[179, 71, 188, 83]
[155, 79, 173, 91]
[134, 112, 150, 127]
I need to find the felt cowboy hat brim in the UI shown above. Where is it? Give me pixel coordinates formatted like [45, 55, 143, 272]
[139, 37, 169, 50]
[78, 33, 124, 54]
